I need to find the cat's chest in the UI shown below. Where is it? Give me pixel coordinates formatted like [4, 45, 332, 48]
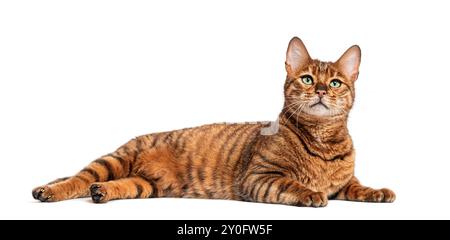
[298, 152, 355, 196]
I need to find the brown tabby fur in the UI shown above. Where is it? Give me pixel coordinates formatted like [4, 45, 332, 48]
[32, 37, 395, 207]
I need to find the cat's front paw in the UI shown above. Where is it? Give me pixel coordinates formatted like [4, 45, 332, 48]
[297, 191, 328, 207]
[352, 188, 396, 203]
[32, 186, 56, 202]
[369, 188, 396, 203]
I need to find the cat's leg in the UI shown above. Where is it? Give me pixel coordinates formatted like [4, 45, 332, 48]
[32, 140, 137, 202]
[334, 176, 396, 203]
[89, 176, 156, 203]
[240, 175, 328, 207]
[89, 146, 186, 203]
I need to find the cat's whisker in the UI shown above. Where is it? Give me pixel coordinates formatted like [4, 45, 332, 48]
[282, 101, 303, 118]
[286, 102, 305, 127]
[282, 101, 302, 112]
[285, 103, 301, 123]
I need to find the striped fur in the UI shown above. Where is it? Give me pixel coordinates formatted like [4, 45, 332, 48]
[32, 37, 395, 207]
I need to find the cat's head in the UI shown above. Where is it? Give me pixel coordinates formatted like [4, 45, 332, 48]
[283, 37, 361, 119]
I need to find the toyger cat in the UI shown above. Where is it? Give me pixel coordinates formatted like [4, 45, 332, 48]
[33, 37, 395, 207]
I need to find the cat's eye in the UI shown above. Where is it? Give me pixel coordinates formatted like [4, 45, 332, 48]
[329, 79, 342, 88]
[301, 75, 314, 85]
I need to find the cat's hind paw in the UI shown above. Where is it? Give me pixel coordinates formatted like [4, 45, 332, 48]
[90, 184, 108, 203]
[32, 186, 55, 202]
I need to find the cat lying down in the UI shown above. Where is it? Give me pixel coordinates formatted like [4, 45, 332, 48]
[33, 37, 395, 207]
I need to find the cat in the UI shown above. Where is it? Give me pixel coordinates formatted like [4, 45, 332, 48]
[32, 37, 395, 207]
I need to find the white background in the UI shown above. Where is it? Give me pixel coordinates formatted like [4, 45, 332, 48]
[1, 0, 449, 220]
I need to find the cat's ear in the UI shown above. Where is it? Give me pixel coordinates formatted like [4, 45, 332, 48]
[336, 45, 361, 81]
[285, 37, 311, 76]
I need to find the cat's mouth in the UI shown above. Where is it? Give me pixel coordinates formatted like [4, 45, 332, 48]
[310, 101, 329, 109]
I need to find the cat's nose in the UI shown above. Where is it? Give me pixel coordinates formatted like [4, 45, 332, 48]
[316, 90, 327, 98]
